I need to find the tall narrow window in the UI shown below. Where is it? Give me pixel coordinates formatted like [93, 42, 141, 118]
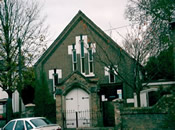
[109, 66, 115, 83]
[80, 35, 85, 73]
[80, 40, 84, 58]
[53, 69, 58, 86]
[53, 68, 58, 99]
[72, 44, 77, 71]
[88, 42, 93, 73]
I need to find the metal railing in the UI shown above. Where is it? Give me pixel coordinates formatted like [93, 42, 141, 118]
[63, 110, 102, 128]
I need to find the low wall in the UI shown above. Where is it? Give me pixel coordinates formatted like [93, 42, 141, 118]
[113, 95, 175, 130]
[121, 111, 167, 129]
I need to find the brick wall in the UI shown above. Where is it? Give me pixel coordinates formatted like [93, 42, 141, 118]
[121, 113, 167, 129]
[113, 95, 175, 130]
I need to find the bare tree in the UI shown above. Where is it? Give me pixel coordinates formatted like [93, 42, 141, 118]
[93, 26, 150, 107]
[82, 17, 160, 107]
[122, 24, 159, 107]
[78, 0, 174, 107]
[0, 0, 47, 120]
[123, 0, 175, 106]
[81, 22, 138, 106]
[125, 0, 175, 54]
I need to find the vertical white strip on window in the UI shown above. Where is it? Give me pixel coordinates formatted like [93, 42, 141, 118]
[68, 45, 72, 55]
[114, 65, 118, 75]
[92, 43, 96, 53]
[49, 70, 54, 79]
[104, 66, 109, 76]
[56, 69, 62, 78]
[75, 36, 80, 54]
[83, 35, 88, 53]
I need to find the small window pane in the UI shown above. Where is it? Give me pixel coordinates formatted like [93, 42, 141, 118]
[72, 50, 77, 63]
[15, 120, 24, 130]
[89, 62, 93, 73]
[109, 67, 115, 83]
[81, 41, 84, 58]
[30, 118, 52, 127]
[89, 49, 93, 61]
[81, 58, 85, 73]
[54, 74, 58, 85]
[73, 63, 76, 71]
[110, 73, 115, 83]
[25, 121, 33, 130]
[4, 121, 15, 130]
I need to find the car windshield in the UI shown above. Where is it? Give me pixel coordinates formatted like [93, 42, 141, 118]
[30, 118, 52, 127]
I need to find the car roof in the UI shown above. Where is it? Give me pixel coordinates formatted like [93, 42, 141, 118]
[11, 117, 45, 121]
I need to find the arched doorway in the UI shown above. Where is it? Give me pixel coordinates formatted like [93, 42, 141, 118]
[65, 88, 90, 128]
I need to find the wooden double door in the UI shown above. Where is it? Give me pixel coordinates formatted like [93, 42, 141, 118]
[65, 88, 90, 128]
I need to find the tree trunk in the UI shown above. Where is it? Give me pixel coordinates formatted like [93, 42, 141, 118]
[6, 92, 13, 122]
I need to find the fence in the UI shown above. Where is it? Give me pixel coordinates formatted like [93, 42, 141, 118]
[63, 110, 102, 128]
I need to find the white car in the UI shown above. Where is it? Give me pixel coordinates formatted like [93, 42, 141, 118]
[1, 117, 61, 130]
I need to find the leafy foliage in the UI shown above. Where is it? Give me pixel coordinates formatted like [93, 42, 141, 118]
[164, 104, 175, 129]
[21, 67, 35, 105]
[156, 86, 175, 129]
[34, 71, 56, 123]
[145, 44, 173, 80]
[0, 0, 47, 120]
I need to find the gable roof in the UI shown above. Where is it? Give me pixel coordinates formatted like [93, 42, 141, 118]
[34, 10, 133, 67]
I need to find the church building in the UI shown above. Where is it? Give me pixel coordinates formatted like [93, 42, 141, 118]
[35, 10, 135, 128]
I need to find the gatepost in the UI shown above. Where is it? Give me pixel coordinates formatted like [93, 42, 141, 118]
[113, 99, 123, 130]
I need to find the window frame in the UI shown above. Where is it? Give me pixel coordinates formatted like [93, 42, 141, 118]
[107, 65, 118, 83]
[25, 121, 33, 130]
[4, 120, 15, 130]
[14, 120, 25, 130]
[109, 70, 115, 83]
[80, 35, 85, 74]
[88, 43, 94, 74]
[72, 44, 77, 71]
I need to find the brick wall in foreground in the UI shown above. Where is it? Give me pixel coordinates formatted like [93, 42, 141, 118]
[114, 94, 175, 130]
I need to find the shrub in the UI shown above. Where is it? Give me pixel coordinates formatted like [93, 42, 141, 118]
[34, 71, 56, 123]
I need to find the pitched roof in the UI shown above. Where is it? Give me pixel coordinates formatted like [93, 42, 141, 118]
[35, 10, 133, 67]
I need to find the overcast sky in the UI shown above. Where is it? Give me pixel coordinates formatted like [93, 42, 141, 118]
[38, 0, 130, 47]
